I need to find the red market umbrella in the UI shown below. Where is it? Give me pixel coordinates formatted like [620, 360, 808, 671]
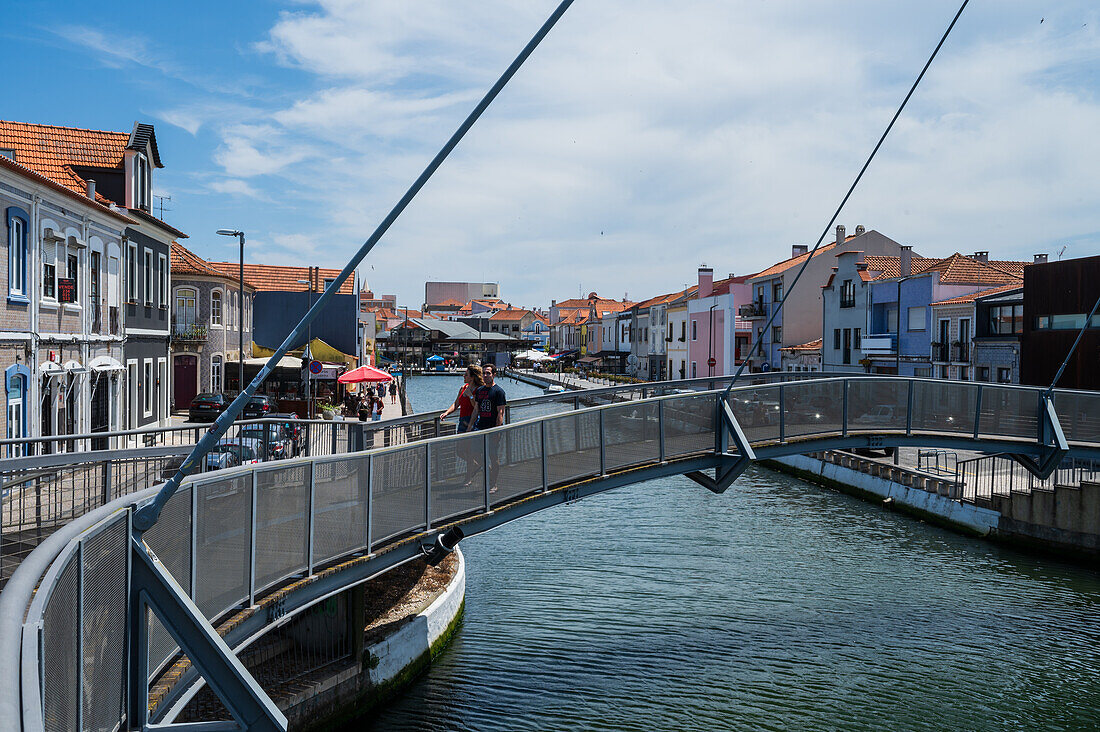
[337, 365, 394, 384]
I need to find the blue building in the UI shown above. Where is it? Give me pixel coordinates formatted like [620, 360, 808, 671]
[861, 252, 1027, 376]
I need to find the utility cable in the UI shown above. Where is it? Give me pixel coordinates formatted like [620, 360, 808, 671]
[724, 0, 970, 395]
[134, 0, 578, 531]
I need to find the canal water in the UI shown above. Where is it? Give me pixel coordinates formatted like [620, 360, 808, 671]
[359, 375, 1100, 731]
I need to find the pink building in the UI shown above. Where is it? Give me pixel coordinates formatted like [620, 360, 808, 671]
[687, 267, 752, 378]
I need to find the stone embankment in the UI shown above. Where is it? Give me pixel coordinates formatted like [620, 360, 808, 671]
[769, 452, 1100, 561]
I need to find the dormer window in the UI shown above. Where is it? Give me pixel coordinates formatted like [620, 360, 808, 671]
[134, 153, 151, 211]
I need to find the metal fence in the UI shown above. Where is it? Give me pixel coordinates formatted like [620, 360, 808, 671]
[954, 453, 1100, 502]
[9, 377, 1100, 731]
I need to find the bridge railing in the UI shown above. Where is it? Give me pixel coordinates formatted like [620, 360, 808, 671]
[0, 371, 853, 588]
[6, 377, 1100, 731]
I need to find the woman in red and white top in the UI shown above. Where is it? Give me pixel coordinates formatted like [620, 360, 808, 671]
[440, 364, 483, 434]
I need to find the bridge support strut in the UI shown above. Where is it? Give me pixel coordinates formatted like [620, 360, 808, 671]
[128, 535, 287, 731]
[686, 402, 756, 494]
[1009, 396, 1069, 481]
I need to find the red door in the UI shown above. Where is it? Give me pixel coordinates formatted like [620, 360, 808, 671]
[174, 355, 198, 408]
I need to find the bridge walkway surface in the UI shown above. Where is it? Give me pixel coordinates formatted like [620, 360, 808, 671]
[0, 374, 1097, 731]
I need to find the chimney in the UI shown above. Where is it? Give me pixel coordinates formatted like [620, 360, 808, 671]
[836, 225, 846, 245]
[86, 179, 96, 200]
[792, 244, 808, 257]
[854, 225, 865, 236]
[551, 299, 556, 307]
[1033, 253, 1048, 264]
[698, 265, 714, 299]
[900, 246, 913, 276]
[973, 251, 989, 263]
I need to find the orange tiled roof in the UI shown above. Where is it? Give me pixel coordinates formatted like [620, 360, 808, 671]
[779, 338, 823, 353]
[490, 308, 533, 321]
[873, 253, 1026, 286]
[429, 298, 465, 309]
[171, 242, 256, 287]
[751, 241, 841, 280]
[0, 121, 128, 203]
[205, 261, 355, 295]
[931, 283, 1022, 307]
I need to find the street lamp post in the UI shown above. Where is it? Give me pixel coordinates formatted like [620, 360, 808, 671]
[215, 229, 245, 393]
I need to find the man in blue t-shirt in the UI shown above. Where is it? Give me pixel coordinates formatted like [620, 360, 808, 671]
[473, 363, 507, 493]
[472, 363, 507, 430]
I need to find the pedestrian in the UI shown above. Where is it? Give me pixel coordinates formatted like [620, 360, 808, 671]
[390, 376, 397, 405]
[470, 363, 507, 492]
[378, 380, 387, 400]
[371, 395, 385, 421]
[357, 394, 370, 422]
[440, 364, 483, 434]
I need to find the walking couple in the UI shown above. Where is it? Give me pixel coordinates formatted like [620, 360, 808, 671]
[440, 363, 506, 488]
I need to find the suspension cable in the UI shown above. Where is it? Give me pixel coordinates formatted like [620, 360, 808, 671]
[134, 0, 579, 531]
[1045, 293, 1100, 398]
[724, 0, 970, 395]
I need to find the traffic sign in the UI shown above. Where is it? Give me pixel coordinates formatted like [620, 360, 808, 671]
[308, 360, 324, 375]
[707, 357, 717, 367]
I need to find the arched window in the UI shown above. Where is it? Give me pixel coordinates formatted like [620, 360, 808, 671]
[7, 207, 29, 301]
[231, 291, 238, 329]
[211, 290, 222, 326]
[6, 364, 29, 457]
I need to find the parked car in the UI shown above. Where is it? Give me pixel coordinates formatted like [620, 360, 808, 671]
[238, 423, 294, 460]
[189, 393, 230, 422]
[242, 395, 276, 420]
[204, 438, 263, 469]
[271, 412, 304, 457]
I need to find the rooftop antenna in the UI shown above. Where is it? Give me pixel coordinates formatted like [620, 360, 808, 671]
[1058, 245, 1067, 260]
[153, 194, 171, 219]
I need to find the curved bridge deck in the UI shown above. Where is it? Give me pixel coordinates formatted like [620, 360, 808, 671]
[1, 376, 1097, 731]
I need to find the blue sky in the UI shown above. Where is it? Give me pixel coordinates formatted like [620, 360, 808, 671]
[4, 1, 1099, 308]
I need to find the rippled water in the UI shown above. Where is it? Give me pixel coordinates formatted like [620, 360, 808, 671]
[353, 376, 1100, 731]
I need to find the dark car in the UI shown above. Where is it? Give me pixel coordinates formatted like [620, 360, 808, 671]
[242, 395, 276, 420]
[238, 423, 293, 460]
[189, 392, 229, 422]
[271, 412, 304, 457]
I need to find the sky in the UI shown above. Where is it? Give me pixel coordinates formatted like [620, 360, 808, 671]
[3, 0, 1099, 309]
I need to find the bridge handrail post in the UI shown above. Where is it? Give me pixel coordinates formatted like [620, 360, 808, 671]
[779, 384, 786, 443]
[973, 384, 983, 439]
[598, 409, 606, 476]
[249, 469, 258, 606]
[190, 480, 198, 598]
[425, 442, 432, 531]
[905, 379, 915, 435]
[841, 380, 849, 438]
[77, 536, 85, 731]
[366, 454, 374, 552]
[658, 399, 666, 462]
[483, 434, 491, 511]
[540, 420, 549, 492]
[307, 461, 316, 575]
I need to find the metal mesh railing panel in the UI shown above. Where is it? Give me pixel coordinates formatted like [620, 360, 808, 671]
[509, 396, 581, 423]
[195, 475, 252, 620]
[42, 551, 80, 732]
[255, 464, 310, 593]
[728, 387, 782, 445]
[782, 380, 844, 439]
[663, 395, 716, 457]
[1055, 391, 1100, 445]
[144, 485, 192, 674]
[846, 378, 910, 433]
[371, 445, 427, 546]
[545, 413, 601, 485]
[604, 402, 660, 470]
[430, 433, 485, 524]
[80, 515, 128, 732]
[911, 381, 977, 435]
[488, 423, 544, 507]
[978, 386, 1040, 440]
[313, 456, 369, 566]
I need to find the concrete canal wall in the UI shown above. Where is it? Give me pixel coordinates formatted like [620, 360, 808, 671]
[285, 549, 466, 730]
[768, 453, 1100, 560]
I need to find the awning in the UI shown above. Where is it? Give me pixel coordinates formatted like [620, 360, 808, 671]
[89, 355, 124, 372]
[40, 361, 64, 378]
[63, 360, 90, 376]
[578, 356, 599, 364]
[243, 356, 303, 369]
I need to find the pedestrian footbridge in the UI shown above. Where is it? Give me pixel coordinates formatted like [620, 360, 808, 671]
[1, 375, 1097, 730]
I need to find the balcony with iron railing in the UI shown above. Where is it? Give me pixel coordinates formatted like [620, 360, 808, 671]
[952, 342, 970, 362]
[172, 320, 209, 343]
[931, 341, 949, 362]
[739, 302, 767, 318]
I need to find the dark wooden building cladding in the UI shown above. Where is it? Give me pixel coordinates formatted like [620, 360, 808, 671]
[1020, 254, 1100, 391]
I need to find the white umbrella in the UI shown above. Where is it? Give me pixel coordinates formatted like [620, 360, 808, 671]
[516, 349, 550, 362]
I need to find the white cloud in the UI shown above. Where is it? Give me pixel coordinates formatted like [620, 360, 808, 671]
[208, 179, 267, 199]
[200, 0, 1100, 307]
